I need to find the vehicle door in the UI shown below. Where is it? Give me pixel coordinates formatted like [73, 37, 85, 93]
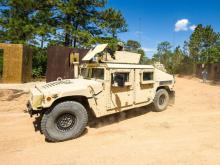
[134, 69, 154, 104]
[108, 69, 134, 111]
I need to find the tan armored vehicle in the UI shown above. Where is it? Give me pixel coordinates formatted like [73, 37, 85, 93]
[27, 44, 175, 142]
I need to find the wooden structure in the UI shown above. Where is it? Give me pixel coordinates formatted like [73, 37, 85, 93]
[0, 43, 32, 83]
[196, 63, 220, 80]
[46, 46, 89, 82]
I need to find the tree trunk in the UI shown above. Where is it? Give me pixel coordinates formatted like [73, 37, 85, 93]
[64, 15, 72, 47]
[41, 36, 44, 48]
[73, 23, 79, 48]
[193, 59, 197, 75]
[73, 38, 77, 48]
[64, 33, 70, 46]
[112, 32, 116, 38]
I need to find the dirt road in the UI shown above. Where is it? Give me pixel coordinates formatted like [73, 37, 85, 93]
[0, 77, 220, 165]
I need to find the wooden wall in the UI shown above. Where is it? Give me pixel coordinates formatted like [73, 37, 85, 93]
[0, 43, 32, 83]
[46, 46, 89, 82]
[196, 63, 220, 80]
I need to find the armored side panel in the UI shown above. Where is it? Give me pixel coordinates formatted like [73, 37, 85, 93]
[114, 51, 141, 64]
[81, 44, 141, 64]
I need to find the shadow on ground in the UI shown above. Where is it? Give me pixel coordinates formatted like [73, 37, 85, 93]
[31, 105, 153, 136]
[208, 80, 220, 86]
[88, 105, 153, 128]
[0, 89, 28, 101]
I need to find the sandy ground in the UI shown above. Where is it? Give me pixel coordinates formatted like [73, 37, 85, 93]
[0, 81, 45, 92]
[0, 77, 220, 165]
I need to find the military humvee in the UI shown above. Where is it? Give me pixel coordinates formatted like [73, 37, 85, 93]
[27, 44, 175, 142]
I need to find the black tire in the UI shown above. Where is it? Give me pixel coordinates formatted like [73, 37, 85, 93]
[41, 101, 88, 142]
[153, 89, 169, 112]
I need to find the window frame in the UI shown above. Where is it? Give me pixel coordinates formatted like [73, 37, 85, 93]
[140, 70, 154, 84]
[111, 69, 132, 87]
[91, 68, 105, 80]
[80, 67, 105, 81]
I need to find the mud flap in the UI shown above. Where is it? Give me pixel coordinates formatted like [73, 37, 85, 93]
[169, 91, 175, 105]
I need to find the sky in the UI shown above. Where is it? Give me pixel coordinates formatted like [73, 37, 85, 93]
[107, 0, 220, 58]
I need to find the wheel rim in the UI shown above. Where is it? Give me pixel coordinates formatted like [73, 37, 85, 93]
[159, 94, 166, 106]
[56, 113, 76, 132]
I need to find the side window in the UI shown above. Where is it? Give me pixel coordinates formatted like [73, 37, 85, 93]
[143, 72, 153, 81]
[111, 72, 131, 87]
[116, 72, 129, 82]
[91, 68, 104, 80]
[112, 72, 129, 84]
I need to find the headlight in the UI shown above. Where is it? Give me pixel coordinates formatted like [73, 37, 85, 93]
[30, 88, 43, 108]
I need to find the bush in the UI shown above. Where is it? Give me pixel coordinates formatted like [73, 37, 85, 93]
[31, 47, 47, 78]
[179, 56, 194, 75]
[32, 67, 43, 78]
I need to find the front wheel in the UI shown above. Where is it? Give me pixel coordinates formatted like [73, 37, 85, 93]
[41, 101, 88, 142]
[153, 89, 169, 112]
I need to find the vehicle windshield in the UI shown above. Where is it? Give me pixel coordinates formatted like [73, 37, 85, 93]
[81, 68, 104, 80]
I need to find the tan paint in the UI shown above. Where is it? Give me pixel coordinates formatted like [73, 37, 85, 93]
[113, 51, 141, 64]
[29, 44, 175, 117]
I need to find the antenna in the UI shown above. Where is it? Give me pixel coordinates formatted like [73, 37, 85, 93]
[172, 16, 177, 49]
[138, 17, 142, 44]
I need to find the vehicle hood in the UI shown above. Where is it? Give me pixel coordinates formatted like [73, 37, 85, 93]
[35, 78, 103, 97]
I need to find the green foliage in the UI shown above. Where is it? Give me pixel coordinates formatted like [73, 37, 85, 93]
[169, 46, 184, 74]
[54, 0, 106, 47]
[99, 8, 127, 38]
[124, 40, 147, 64]
[32, 47, 47, 77]
[178, 55, 194, 75]
[127, 40, 141, 50]
[0, 0, 56, 45]
[32, 67, 43, 78]
[152, 41, 173, 70]
[0, 0, 36, 44]
[188, 24, 220, 64]
[52, 0, 127, 47]
[0, 0, 128, 77]
[0, 0, 127, 48]
[152, 42, 191, 74]
[157, 41, 172, 54]
[33, 0, 56, 48]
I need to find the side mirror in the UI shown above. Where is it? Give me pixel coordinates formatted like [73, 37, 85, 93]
[114, 74, 125, 87]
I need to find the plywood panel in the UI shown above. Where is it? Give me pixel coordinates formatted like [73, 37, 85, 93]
[22, 46, 32, 82]
[46, 46, 89, 82]
[0, 43, 32, 83]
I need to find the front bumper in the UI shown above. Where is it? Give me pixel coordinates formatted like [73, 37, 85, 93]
[26, 101, 39, 117]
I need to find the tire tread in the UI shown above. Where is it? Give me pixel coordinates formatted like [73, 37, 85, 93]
[41, 101, 88, 142]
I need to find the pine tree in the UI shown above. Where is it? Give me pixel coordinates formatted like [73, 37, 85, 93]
[99, 8, 127, 38]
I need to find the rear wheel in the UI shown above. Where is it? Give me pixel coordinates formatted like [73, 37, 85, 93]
[41, 101, 88, 142]
[153, 89, 169, 112]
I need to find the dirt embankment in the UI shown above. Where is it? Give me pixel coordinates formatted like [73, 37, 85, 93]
[0, 77, 220, 165]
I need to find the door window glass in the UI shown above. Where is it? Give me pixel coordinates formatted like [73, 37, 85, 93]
[143, 72, 153, 81]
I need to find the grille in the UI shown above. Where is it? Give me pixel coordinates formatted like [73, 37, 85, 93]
[42, 80, 72, 89]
